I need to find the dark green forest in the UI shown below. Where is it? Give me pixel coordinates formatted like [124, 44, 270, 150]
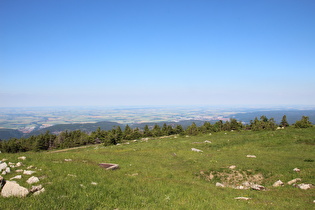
[0, 115, 312, 153]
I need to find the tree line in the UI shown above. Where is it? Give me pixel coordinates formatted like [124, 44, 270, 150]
[0, 115, 312, 153]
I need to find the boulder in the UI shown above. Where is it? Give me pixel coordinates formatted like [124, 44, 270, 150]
[251, 184, 265, 191]
[23, 170, 36, 175]
[229, 165, 236, 170]
[287, 178, 301, 185]
[191, 148, 203, 152]
[273, 180, 284, 187]
[1, 181, 29, 197]
[216, 182, 225, 187]
[235, 197, 251, 200]
[33, 187, 45, 196]
[99, 163, 119, 170]
[16, 162, 23, 167]
[26, 176, 40, 184]
[293, 168, 300, 172]
[10, 175, 22, 180]
[18, 156, 26, 160]
[30, 184, 43, 193]
[0, 162, 7, 171]
[296, 183, 313, 190]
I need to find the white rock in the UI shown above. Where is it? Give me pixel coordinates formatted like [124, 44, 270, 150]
[5, 167, 10, 173]
[0, 162, 7, 171]
[297, 183, 312, 190]
[91, 182, 98, 185]
[18, 156, 26, 160]
[216, 182, 225, 187]
[64, 159, 72, 162]
[293, 168, 300, 172]
[33, 187, 45, 195]
[30, 184, 43, 193]
[246, 155, 256, 158]
[191, 148, 203, 152]
[26, 176, 40, 184]
[235, 197, 251, 200]
[10, 175, 22, 180]
[204, 140, 212, 143]
[27, 165, 34, 169]
[1, 181, 29, 197]
[287, 178, 301, 185]
[229, 165, 236, 170]
[16, 162, 23, 167]
[15, 169, 23, 173]
[1, 171, 6, 175]
[273, 180, 284, 187]
[251, 184, 265, 191]
[23, 170, 36, 175]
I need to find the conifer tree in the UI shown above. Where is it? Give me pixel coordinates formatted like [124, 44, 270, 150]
[280, 115, 289, 127]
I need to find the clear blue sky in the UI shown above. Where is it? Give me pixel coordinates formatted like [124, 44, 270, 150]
[1, 0, 315, 107]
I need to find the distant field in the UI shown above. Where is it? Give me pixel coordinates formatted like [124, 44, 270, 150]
[1, 127, 314, 209]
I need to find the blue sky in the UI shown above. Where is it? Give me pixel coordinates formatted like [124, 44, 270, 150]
[1, 0, 315, 107]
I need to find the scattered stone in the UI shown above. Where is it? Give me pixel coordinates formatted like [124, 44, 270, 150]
[216, 182, 225, 187]
[10, 175, 22, 180]
[127, 173, 139, 176]
[246, 155, 256, 158]
[273, 180, 284, 187]
[191, 148, 203, 152]
[18, 156, 26, 160]
[67, 174, 77, 177]
[293, 168, 300, 172]
[235, 197, 251, 200]
[33, 187, 45, 195]
[23, 170, 36, 175]
[204, 140, 212, 143]
[229, 165, 236, 170]
[27, 165, 34, 169]
[5, 167, 11, 173]
[1, 159, 8, 162]
[16, 169, 23, 173]
[91, 182, 98, 185]
[99, 163, 119, 170]
[296, 183, 313, 190]
[1, 181, 29, 197]
[251, 184, 265, 191]
[2, 171, 6, 175]
[16, 162, 23, 167]
[64, 159, 72, 162]
[287, 178, 301, 185]
[26, 176, 40, 184]
[0, 162, 8, 171]
[30, 184, 43, 193]
[234, 185, 246, 190]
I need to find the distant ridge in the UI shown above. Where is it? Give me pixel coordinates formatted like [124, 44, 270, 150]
[231, 110, 315, 124]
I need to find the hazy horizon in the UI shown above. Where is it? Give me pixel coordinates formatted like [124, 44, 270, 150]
[1, 0, 315, 107]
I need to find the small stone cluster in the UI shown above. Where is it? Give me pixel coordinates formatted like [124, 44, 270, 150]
[0, 156, 45, 198]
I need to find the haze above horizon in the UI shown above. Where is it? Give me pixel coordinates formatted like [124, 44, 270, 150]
[1, 0, 315, 107]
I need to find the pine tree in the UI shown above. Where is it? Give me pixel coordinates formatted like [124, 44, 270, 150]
[280, 115, 289, 127]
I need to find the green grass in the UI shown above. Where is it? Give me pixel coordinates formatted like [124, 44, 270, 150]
[1, 127, 314, 209]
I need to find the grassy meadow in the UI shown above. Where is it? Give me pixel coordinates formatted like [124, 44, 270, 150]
[1, 127, 314, 209]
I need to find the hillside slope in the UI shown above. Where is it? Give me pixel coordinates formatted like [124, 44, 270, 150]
[0, 127, 314, 209]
